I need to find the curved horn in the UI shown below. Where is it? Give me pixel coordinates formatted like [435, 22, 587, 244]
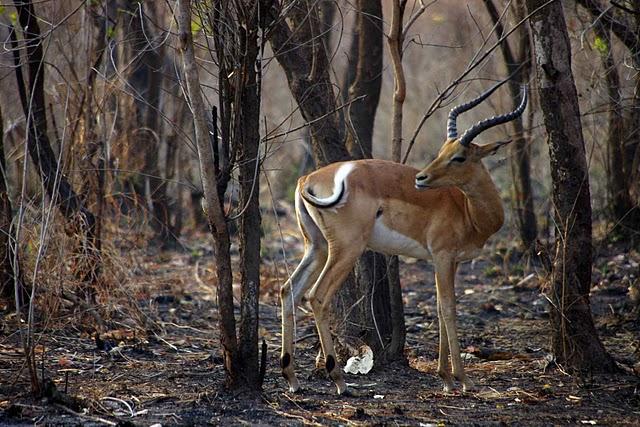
[458, 85, 528, 147]
[446, 78, 510, 140]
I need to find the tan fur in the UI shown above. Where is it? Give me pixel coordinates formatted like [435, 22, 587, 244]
[280, 139, 510, 395]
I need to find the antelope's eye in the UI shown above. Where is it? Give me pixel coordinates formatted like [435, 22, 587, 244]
[451, 156, 466, 163]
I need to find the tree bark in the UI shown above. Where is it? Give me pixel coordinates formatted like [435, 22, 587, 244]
[527, 0, 616, 372]
[384, 0, 409, 362]
[345, 0, 383, 158]
[269, 2, 350, 166]
[0, 108, 26, 306]
[346, 0, 402, 360]
[236, 3, 262, 390]
[177, 0, 238, 387]
[484, 0, 537, 249]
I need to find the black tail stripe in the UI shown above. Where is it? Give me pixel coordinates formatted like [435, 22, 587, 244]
[302, 181, 346, 209]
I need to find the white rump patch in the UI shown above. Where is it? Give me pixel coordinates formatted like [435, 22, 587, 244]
[304, 162, 355, 209]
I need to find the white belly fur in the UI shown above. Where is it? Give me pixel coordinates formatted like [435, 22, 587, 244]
[367, 219, 431, 260]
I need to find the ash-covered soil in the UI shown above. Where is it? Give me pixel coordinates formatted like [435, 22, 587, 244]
[1, 218, 639, 426]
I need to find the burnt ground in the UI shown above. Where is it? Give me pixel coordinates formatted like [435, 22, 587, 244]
[1, 216, 639, 426]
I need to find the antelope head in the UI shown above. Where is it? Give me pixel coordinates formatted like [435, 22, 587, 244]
[415, 81, 528, 189]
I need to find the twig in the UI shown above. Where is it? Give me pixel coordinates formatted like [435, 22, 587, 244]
[263, 95, 366, 141]
[101, 396, 135, 418]
[54, 404, 117, 426]
[610, 0, 640, 15]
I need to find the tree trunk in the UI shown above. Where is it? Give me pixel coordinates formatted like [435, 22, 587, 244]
[345, 0, 402, 360]
[484, 0, 537, 249]
[236, 5, 262, 390]
[269, 2, 350, 166]
[576, 0, 640, 237]
[594, 25, 637, 234]
[0, 107, 26, 306]
[177, 0, 238, 387]
[527, 0, 616, 372]
[384, 0, 409, 361]
[122, 0, 175, 248]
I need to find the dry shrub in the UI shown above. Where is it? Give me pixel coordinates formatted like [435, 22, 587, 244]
[15, 195, 157, 334]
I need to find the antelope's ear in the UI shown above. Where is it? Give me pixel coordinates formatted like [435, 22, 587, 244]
[475, 139, 512, 158]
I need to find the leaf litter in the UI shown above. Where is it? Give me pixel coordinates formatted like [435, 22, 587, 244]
[1, 214, 639, 425]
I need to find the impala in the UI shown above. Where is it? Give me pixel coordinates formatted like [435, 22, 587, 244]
[280, 79, 528, 395]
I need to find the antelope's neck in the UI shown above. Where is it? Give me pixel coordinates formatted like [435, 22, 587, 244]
[459, 168, 505, 240]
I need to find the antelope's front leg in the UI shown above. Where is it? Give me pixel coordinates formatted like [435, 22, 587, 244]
[434, 257, 473, 392]
[436, 297, 454, 392]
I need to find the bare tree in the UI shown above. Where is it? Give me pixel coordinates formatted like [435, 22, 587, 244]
[483, 0, 537, 249]
[526, 0, 616, 372]
[384, 0, 428, 362]
[576, 0, 640, 238]
[179, 0, 266, 391]
[230, 2, 263, 389]
[178, 0, 238, 388]
[0, 107, 26, 307]
[120, 0, 176, 248]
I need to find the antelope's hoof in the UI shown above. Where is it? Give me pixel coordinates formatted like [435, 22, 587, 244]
[335, 379, 349, 396]
[440, 378, 455, 393]
[338, 387, 359, 397]
[284, 374, 301, 393]
[288, 384, 302, 394]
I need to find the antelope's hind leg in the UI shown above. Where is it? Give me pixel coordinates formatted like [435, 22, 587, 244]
[280, 197, 327, 393]
[308, 240, 365, 395]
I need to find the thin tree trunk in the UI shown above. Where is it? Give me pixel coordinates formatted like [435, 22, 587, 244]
[122, 0, 175, 248]
[576, 0, 640, 237]
[236, 4, 262, 389]
[594, 25, 636, 233]
[527, 0, 616, 372]
[12, 1, 100, 294]
[388, 0, 406, 164]
[0, 108, 26, 307]
[484, 0, 537, 249]
[385, 0, 408, 361]
[177, 0, 238, 387]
